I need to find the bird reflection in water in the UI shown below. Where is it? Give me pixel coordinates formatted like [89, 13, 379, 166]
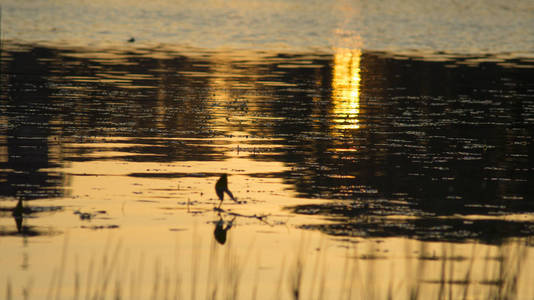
[213, 214, 236, 245]
[215, 174, 238, 209]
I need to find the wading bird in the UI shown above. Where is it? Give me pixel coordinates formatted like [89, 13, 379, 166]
[12, 198, 24, 218]
[215, 174, 236, 209]
[12, 198, 25, 233]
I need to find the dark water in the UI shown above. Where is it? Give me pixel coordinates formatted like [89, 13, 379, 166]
[1, 43, 533, 245]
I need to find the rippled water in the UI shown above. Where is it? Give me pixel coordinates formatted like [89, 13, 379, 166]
[1, 36, 534, 299]
[2, 0, 534, 53]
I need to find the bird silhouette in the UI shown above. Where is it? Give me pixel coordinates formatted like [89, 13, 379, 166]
[12, 198, 24, 218]
[215, 174, 236, 209]
[12, 199, 25, 233]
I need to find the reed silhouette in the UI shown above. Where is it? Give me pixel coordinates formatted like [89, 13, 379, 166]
[2, 234, 532, 299]
[215, 174, 237, 209]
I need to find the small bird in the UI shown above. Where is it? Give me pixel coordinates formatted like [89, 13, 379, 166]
[215, 174, 236, 208]
[12, 198, 24, 233]
[12, 198, 24, 218]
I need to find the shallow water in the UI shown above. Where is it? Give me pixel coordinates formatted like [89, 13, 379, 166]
[1, 42, 534, 299]
[2, 0, 534, 53]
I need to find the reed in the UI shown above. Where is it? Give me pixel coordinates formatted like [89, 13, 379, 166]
[2, 235, 532, 300]
[6, 278, 11, 300]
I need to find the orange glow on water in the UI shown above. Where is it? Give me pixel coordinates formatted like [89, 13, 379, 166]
[332, 48, 362, 131]
[2, 43, 534, 300]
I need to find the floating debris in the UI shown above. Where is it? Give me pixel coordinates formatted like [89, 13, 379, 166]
[81, 225, 119, 230]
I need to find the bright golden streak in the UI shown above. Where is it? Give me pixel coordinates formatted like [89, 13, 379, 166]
[332, 48, 362, 130]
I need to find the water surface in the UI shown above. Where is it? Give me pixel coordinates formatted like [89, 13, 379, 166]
[1, 42, 534, 299]
[2, 0, 534, 53]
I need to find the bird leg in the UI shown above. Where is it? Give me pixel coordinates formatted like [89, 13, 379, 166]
[225, 190, 237, 202]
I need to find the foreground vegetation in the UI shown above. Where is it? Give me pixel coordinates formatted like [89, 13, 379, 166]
[3, 234, 533, 300]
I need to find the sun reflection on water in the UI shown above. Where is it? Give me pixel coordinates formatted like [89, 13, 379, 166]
[332, 48, 362, 131]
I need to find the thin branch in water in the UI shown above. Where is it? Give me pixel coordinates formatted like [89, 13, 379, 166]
[214, 207, 273, 226]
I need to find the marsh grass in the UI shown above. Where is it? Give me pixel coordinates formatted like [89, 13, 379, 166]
[3, 236, 533, 300]
[289, 236, 307, 300]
